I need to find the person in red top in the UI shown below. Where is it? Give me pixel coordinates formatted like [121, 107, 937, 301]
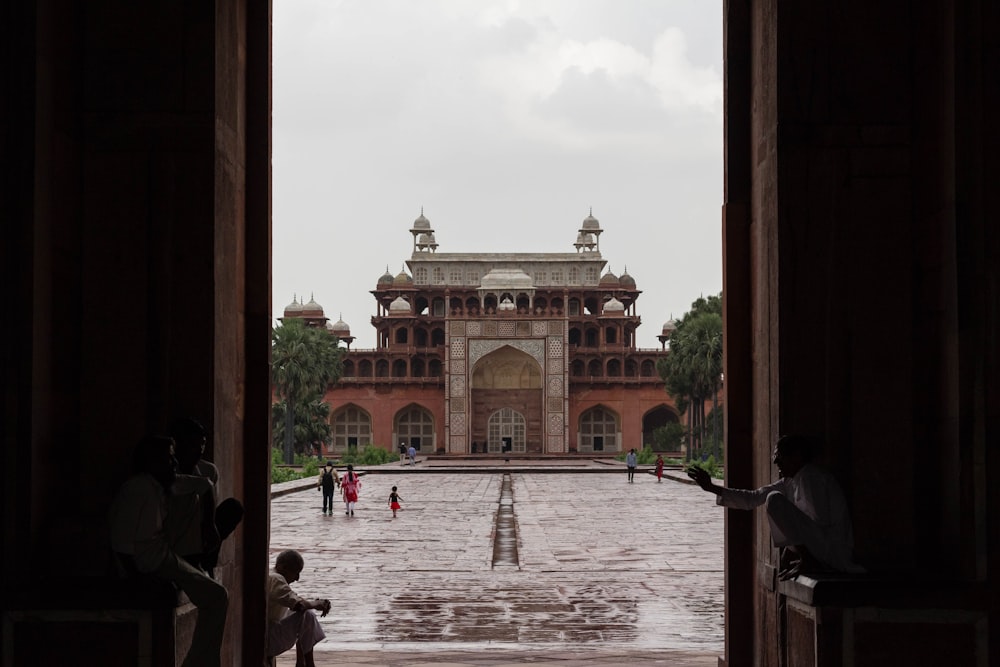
[341, 464, 361, 516]
[387, 486, 403, 518]
[655, 454, 665, 483]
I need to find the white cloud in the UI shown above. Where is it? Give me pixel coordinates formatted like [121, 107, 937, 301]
[272, 1, 723, 348]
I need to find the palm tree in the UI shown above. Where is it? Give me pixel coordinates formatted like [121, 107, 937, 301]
[657, 295, 723, 461]
[272, 318, 344, 463]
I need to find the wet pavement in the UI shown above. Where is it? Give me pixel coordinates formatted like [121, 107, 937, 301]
[269, 461, 724, 666]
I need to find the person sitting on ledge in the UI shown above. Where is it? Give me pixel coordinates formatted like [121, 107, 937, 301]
[687, 434, 864, 580]
[267, 550, 330, 667]
[109, 434, 228, 667]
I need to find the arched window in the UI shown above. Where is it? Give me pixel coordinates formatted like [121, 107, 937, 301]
[358, 359, 372, 377]
[568, 328, 582, 346]
[392, 359, 407, 377]
[487, 407, 526, 453]
[432, 267, 444, 284]
[414, 267, 427, 283]
[411, 358, 425, 377]
[432, 298, 446, 317]
[395, 327, 408, 344]
[342, 359, 355, 377]
[568, 267, 580, 284]
[414, 328, 428, 347]
[330, 406, 372, 453]
[605, 327, 617, 344]
[568, 298, 580, 315]
[414, 296, 429, 315]
[588, 359, 603, 376]
[625, 359, 638, 377]
[428, 359, 443, 376]
[395, 405, 435, 452]
[607, 359, 621, 376]
[571, 359, 585, 377]
[585, 328, 599, 347]
[465, 296, 480, 314]
[375, 360, 389, 377]
[579, 406, 619, 453]
[431, 328, 445, 346]
[641, 360, 656, 377]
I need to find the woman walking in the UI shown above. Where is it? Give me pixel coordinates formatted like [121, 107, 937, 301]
[655, 454, 665, 483]
[341, 464, 361, 516]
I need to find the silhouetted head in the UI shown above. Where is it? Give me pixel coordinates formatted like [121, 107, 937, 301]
[132, 434, 177, 490]
[169, 418, 207, 473]
[772, 435, 820, 478]
[274, 549, 304, 583]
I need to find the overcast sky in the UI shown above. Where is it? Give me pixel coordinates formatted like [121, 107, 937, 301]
[273, 0, 723, 349]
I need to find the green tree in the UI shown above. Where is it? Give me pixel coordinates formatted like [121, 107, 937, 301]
[657, 294, 723, 461]
[652, 422, 687, 452]
[271, 318, 344, 463]
[270, 397, 333, 457]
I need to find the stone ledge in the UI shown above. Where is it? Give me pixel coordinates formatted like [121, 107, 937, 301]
[779, 573, 989, 609]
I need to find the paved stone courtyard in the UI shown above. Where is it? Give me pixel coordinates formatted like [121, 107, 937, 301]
[269, 465, 724, 665]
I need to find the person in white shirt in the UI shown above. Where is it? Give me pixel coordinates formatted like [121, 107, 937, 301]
[625, 448, 638, 483]
[266, 550, 331, 667]
[687, 434, 864, 580]
[168, 418, 244, 576]
[108, 434, 228, 667]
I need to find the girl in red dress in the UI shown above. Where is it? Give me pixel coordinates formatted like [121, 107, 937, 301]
[387, 486, 403, 518]
[341, 464, 361, 516]
[655, 454, 665, 483]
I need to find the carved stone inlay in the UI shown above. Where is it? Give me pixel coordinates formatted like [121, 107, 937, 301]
[533, 321, 548, 336]
[548, 376, 563, 397]
[499, 321, 515, 337]
[548, 397, 563, 412]
[468, 339, 545, 368]
[548, 320, 563, 335]
[548, 336, 563, 358]
[548, 435, 565, 452]
[517, 321, 531, 336]
[483, 321, 497, 336]
[467, 321, 482, 337]
[450, 435, 465, 451]
[451, 413, 466, 432]
[451, 321, 466, 336]
[548, 413, 564, 435]
[451, 337, 466, 358]
[451, 397, 466, 412]
[450, 375, 466, 397]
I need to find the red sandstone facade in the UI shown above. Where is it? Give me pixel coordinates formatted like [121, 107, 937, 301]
[283, 211, 681, 457]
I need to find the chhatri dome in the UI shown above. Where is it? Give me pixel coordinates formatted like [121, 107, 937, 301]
[389, 296, 411, 314]
[283, 294, 304, 316]
[377, 266, 394, 286]
[603, 296, 625, 312]
[330, 314, 350, 336]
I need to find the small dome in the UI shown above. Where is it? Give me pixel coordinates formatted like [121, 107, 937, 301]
[603, 297, 625, 312]
[662, 319, 678, 335]
[417, 232, 436, 245]
[377, 267, 394, 286]
[331, 314, 350, 334]
[497, 296, 516, 312]
[575, 231, 594, 245]
[301, 294, 324, 316]
[581, 210, 601, 231]
[283, 295, 304, 316]
[412, 211, 431, 230]
[389, 296, 411, 314]
[619, 269, 636, 288]
[393, 269, 413, 286]
[600, 269, 619, 285]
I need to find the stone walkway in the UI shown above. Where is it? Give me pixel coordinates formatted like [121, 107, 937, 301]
[269, 464, 724, 666]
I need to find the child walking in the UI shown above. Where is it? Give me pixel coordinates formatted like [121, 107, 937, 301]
[341, 464, 361, 516]
[387, 486, 403, 518]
